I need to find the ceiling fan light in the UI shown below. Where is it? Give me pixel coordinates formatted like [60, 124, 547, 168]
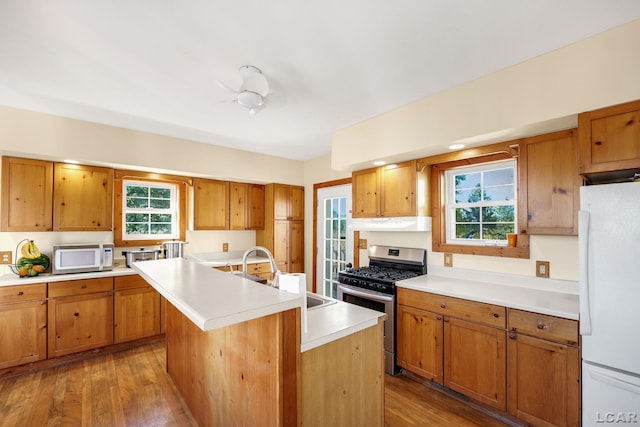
[236, 91, 264, 110]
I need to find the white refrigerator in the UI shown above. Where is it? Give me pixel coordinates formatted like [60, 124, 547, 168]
[580, 182, 640, 425]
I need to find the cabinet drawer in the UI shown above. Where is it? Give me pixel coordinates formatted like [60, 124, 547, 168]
[114, 274, 151, 290]
[508, 309, 579, 346]
[0, 283, 47, 303]
[245, 262, 271, 275]
[398, 288, 506, 329]
[48, 277, 113, 297]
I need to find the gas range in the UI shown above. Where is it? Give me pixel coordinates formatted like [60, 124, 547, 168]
[338, 246, 427, 294]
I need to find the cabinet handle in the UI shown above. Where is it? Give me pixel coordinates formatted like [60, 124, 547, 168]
[80, 285, 87, 289]
[594, 141, 603, 146]
[74, 312, 80, 317]
[16, 291, 24, 296]
[536, 321, 548, 330]
[509, 333, 517, 340]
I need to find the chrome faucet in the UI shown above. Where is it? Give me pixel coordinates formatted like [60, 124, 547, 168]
[241, 246, 280, 288]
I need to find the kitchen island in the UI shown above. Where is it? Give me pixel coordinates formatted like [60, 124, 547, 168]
[132, 258, 385, 427]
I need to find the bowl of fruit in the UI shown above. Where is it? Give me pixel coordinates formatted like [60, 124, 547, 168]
[9, 239, 50, 278]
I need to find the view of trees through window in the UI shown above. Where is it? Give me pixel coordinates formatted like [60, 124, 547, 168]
[447, 161, 516, 243]
[124, 182, 176, 238]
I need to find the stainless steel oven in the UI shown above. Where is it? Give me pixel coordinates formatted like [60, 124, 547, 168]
[337, 245, 427, 375]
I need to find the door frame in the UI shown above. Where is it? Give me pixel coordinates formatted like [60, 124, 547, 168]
[312, 178, 352, 293]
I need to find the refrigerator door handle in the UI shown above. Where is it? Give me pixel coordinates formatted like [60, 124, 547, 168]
[579, 210, 592, 335]
[589, 367, 640, 395]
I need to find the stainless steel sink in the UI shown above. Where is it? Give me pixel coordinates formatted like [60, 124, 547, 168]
[306, 292, 337, 310]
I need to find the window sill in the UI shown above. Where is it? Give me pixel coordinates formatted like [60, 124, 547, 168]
[433, 236, 530, 259]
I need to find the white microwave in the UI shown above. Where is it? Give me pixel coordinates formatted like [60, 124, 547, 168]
[52, 243, 115, 275]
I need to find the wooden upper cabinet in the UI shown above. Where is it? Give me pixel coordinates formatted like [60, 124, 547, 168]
[53, 163, 114, 231]
[273, 184, 304, 220]
[578, 99, 640, 177]
[352, 160, 427, 218]
[193, 178, 229, 230]
[1, 157, 53, 231]
[518, 129, 581, 236]
[229, 182, 265, 230]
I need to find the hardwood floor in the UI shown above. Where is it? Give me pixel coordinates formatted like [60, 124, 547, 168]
[0, 342, 511, 426]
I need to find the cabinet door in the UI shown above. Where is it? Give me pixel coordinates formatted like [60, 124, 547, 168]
[444, 317, 507, 411]
[53, 163, 114, 231]
[397, 304, 443, 384]
[352, 167, 380, 218]
[578, 99, 640, 175]
[288, 220, 304, 273]
[273, 184, 291, 220]
[1, 157, 53, 231]
[114, 287, 161, 343]
[380, 160, 417, 217]
[48, 291, 114, 358]
[229, 182, 248, 230]
[246, 184, 265, 230]
[289, 186, 305, 220]
[518, 130, 580, 235]
[273, 220, 289, 271]
[193, 178, 229, 230]
[507, 333, 580, 427]
[0, 300, 47, 369]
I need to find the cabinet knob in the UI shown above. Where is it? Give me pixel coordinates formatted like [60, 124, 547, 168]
[536, 321, 548, 330]
[443, 317, 449, 323]
[16, 291, 24, 296]
[436, 315, 443, 321]
[74, 312, 80, 317]
[594, 141, 603, 146]
[80, 285, 87, 289]
[440, 303, 446, 309]
[509, 333, 517, 340]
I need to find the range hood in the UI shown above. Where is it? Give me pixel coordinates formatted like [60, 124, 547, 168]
[347, 216, 432, 232]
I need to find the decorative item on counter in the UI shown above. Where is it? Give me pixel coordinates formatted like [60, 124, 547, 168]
[9, 238, 50, 277]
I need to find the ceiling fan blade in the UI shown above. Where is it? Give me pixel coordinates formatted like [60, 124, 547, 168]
[216, 80, 240, 94]
[243, 73, 269, 96]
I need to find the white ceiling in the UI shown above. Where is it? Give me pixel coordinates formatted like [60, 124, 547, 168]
[1, 1, 640, 162]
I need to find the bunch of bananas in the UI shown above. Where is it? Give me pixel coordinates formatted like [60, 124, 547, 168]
[21, 240, 41, 259]
[16, 239, 50, 277]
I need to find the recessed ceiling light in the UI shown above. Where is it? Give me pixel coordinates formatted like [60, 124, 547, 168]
[373, 161, 386, 166]
[448, 144, 465, 150]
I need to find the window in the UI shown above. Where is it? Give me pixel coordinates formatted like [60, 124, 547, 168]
[122, 180, 179, 240]
[444, 160, 516, 245]
[114, 170, 189, 247]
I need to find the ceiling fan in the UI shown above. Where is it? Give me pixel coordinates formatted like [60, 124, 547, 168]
[217, 65, 269, 115]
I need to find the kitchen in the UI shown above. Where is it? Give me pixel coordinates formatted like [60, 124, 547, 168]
[1, 2, 640, 426]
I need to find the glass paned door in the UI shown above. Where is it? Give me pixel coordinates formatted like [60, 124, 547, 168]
[316, 184, 352, 298]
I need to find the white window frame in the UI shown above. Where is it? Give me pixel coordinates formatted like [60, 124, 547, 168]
[444, 159, 517, 246]
[122, 180, 179, 241]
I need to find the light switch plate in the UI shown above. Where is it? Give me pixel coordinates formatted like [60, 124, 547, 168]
[444, 253, 453, 267]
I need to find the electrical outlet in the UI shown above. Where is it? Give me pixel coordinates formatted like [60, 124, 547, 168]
[444, 253, 453, 267]
[358, 239, 368, 249]
[0, 251, 11, 265]
[536, 261, 550, 278]
[222, 243, 229, 252]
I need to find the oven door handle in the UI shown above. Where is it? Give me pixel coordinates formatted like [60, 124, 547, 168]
[338, 284, 394, 303]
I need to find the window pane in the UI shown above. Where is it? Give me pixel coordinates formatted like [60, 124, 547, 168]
[482, 223, 514, 239]
[484, 185, 514, 201]
[339, 198, 346, 218]
[339, 219, 346, 237]
[127, 197, 149, 208]
[482, 206, 515, 223]
[339, 241, 346, 261]
[150, 199, 170, 209]
[455, 172, 480, 190]
[332, 198, 339, 218]
[332, 219, 338, 237]
[455, 187, 483, 203]
[150, 223, 172, 234]
[126, 213, 149, 222]
[455, 207, 480, 222]
[484, 168, 514, 186]
[456, 224, 480, 239]
[126, 186, 148, 197]
[325, 199, 331, 218]
[325, 240, 331, 258]
[126, 223, 149, 234]
[325, 220, 331, 238]
[150, 188, 170, 199]
[150, 213, 172, 223]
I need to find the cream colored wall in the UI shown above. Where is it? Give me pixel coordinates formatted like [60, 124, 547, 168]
[0, 106, 305, 273]
[332, 19, 640, 172]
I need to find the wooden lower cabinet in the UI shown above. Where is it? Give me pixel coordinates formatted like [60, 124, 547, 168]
[47, 278, 114, 358]
[398, 288, 581, 424]
[444, 317, 506, 410]
[0, 284, 47, 369]
[507, 309, 581, 427]
[396, 304, 443, 383]
[114, 275, 161, 343]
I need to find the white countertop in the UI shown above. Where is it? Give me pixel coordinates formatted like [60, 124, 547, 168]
[132, 258, 385, 352]
[0, 262, 136, 287]
[186, 251, 272, 268]
[397, 266, 579, 320]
